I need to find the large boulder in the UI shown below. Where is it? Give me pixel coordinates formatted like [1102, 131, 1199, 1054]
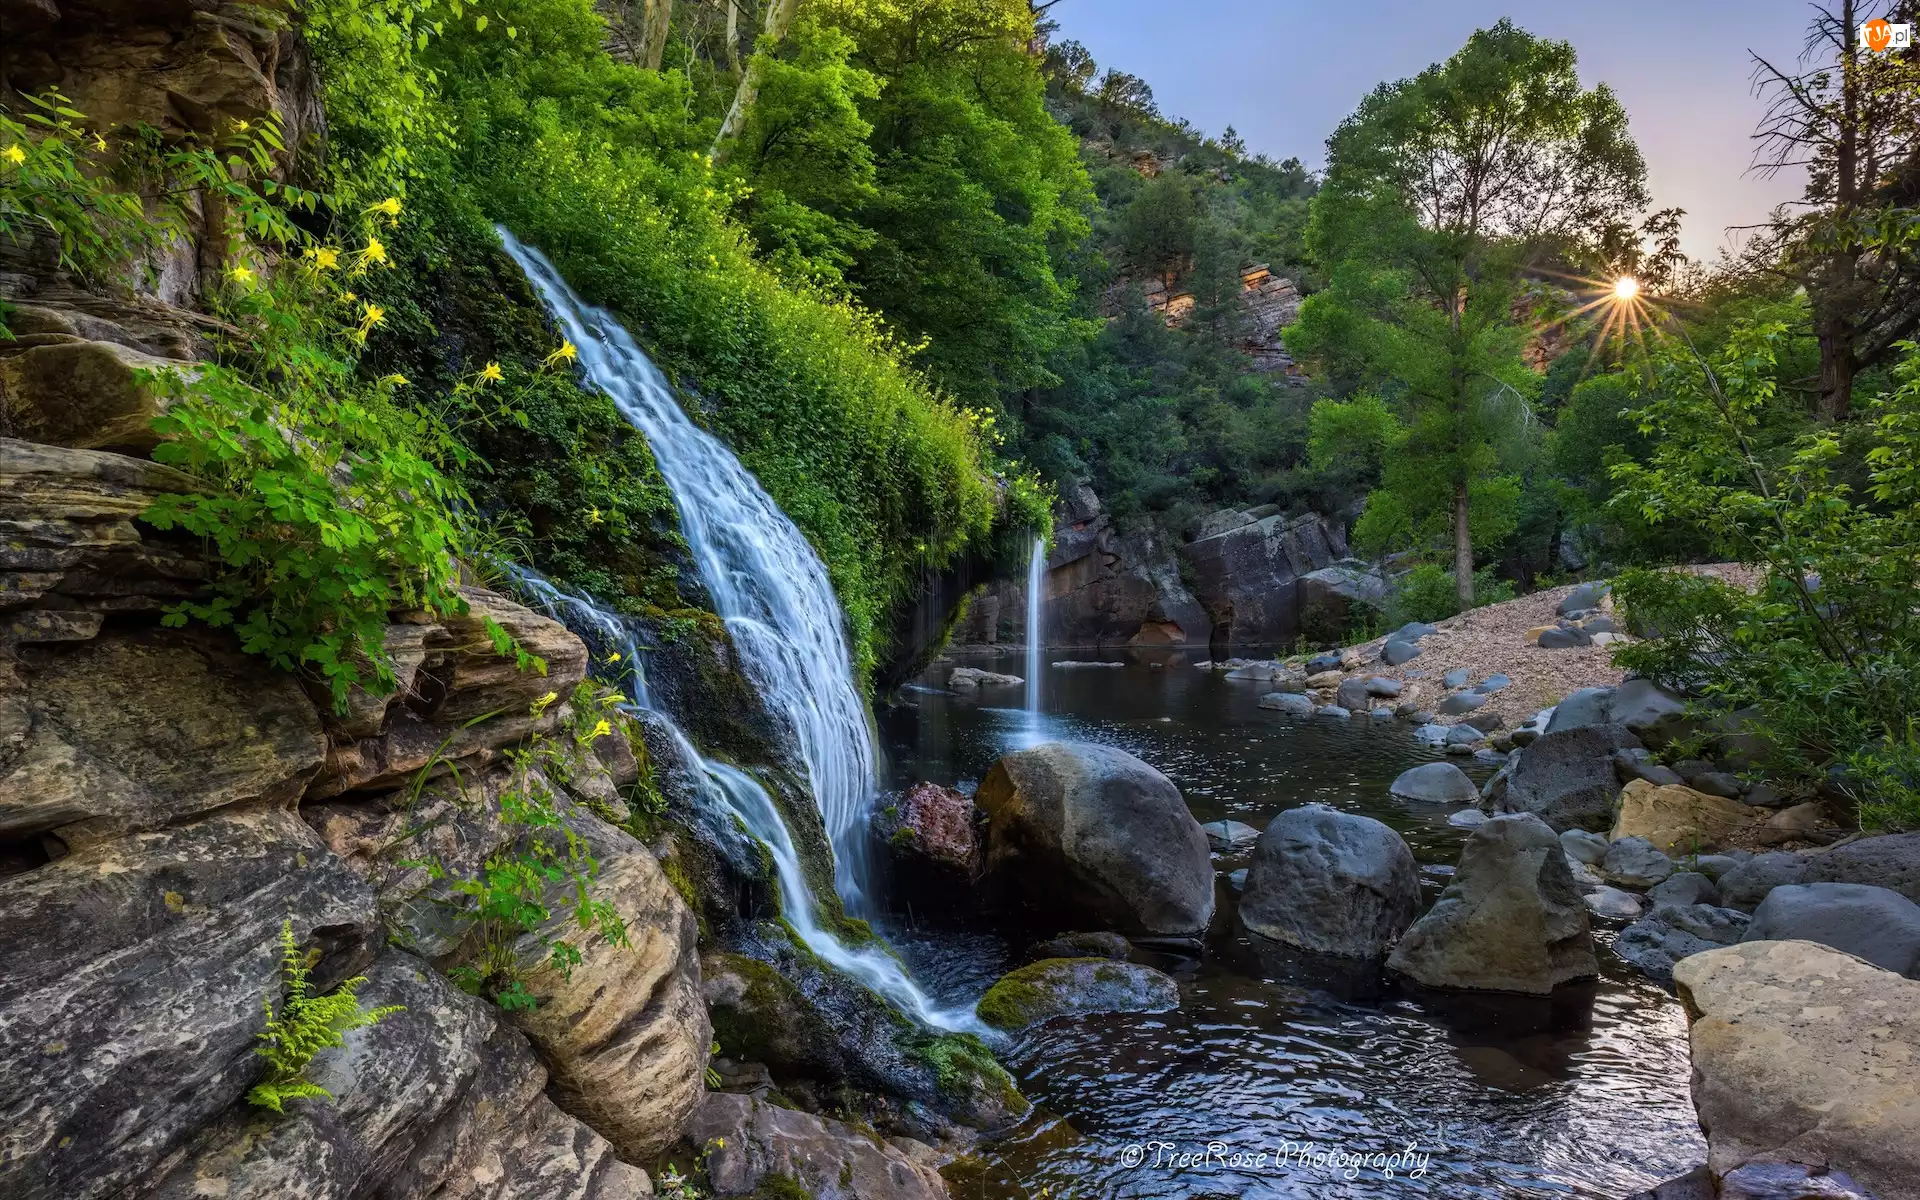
[1803, 833, 1920, 905]
[1743, 883, 1920, 977]
[1239, 803, 1420, 958]
[1610, 780, 1756, 856]
[1674, 940, 1920, 1200]
[0, 338, 194, 452]
[1718, 851, 1810, 911]
[1614, 903, 1751, 984]
[976, 742, 1213, 939]
[1180, 511, 1350, 651]
[688, 1092, 949, 1199]
[143, 951, 654, 1200]
[874, 782, 980, 889]
[1389, 762, 1478, 805]
[1494, 724, 1642, 833]
[306, 762, 710, 1158]
[0, 439, 210, 639]
[0, 624, 326, 848]
[974, 957, 1180, 1032]
[0, 809, 381, 1200]
[308, 588, 590, 799]
[1386, 814, 1598, 993]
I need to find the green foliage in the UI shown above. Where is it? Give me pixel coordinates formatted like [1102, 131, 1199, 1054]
[1386, 563, 1515, 625]
[144, 266, 481, 710]
[1609, 327, 1920, 829]
[248, 918, 403, 1114]
[412, 686, 634, 1007]
[1288, 19, 1647, 605]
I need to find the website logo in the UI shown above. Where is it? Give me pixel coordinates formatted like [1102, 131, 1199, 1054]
[1861, 18, 1913, 51]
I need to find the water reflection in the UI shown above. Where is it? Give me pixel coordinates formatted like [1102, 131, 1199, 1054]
[884, 650, 1704, 1199]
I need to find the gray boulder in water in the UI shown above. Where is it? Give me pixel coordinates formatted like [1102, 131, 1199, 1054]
[975, 957, 1180, 1031]
[977, 741, 1214, 939]
[1259, 691, 1316, 717]
[1239, 803, 1420, 958]
[1744, 882, 1920, 977]
[1387, 813, 1598, 993]
[1389, 762, 1478, 805]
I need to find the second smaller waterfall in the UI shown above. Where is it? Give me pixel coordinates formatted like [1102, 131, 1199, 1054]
[1024, 538, 1046, 732]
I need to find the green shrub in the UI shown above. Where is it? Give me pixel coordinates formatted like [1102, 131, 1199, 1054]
[1386, 563, 1514, 625]
[1610, 323, 1920, 830]
[248, 918, 403, 1114]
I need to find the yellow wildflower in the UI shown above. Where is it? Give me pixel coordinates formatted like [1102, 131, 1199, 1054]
[306, 246, 340, 271]
[368, 196, 403, 219]
[227, 264, 255, 285]
[607, 651, 622, 663]
[589, 719, 612, 740]
[586, 506, 603, 526]
[2, 144, 25, 166]
[543, 340, 578, 367]
[359, 236, 389, 268]
[478, 361, 504, 384]
[354, 303, 386, 342]
[233, 118, 252, 133]
[91, 133, 108, 153]
[380, 373, 409, 388]
[531, 690, 560, 716]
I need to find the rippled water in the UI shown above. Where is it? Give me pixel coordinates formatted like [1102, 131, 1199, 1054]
[879, 649, 1704, 1199]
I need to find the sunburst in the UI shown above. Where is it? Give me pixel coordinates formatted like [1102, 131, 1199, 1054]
[1527, 269, 1673, 378]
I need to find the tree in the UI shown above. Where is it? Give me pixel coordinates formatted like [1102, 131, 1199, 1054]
[1749, 0, 1920, 421]
[1286, 20, 1648, 606]
[710, 0, 800, 160]
[1117, 172, 1196, 284]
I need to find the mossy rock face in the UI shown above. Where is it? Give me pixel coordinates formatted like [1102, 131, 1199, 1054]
[703, 951, 843, 1080]
[910, 1032, 1028, 1129]
[975, 957, 1181, 1033]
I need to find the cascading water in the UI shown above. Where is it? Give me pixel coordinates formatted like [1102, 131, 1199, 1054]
[497, 232, 979, 1031]
[1024, 537, 1045, 735]
[500, 562, 650, 708]
[498, 229, 878, 912]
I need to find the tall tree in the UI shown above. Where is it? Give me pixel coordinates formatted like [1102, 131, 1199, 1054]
[1287, 19, 1648, 606]
[1749, 0, 1920, 420]
[711, 0, 800, 160]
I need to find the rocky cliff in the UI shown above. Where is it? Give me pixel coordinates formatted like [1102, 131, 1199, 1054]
[952, 486, 1355, 654]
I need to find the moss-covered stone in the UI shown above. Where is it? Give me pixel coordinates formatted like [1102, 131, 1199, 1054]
[974, 957, 1181, 1032]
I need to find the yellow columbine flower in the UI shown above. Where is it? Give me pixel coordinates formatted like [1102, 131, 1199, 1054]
[368, 196, 403, 219]
[543, 340, 577, 367]
[228, 264, 255, 285]
[380, 373, 409, 388]
[2, 144, 26, 166]
[233, 118, 252, 133]
[91, 133, 108, 153]
[589, 719, 613, 740]
[585, 506, 603, 526]
[359, 236, 388, 268]
[307, 246, 340, 271]
[478, 361, 504, 383]
[607, 651, 623, 663]
[354, 302, 386, 342]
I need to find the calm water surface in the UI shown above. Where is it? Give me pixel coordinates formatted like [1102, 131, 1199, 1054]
[876, 649, 1703, 1200]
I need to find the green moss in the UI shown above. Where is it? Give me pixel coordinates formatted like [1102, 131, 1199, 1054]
[975, 958, 1098, 1031]
[914, 1032, 1021, 1113]
[751, 1174, 816, 1200]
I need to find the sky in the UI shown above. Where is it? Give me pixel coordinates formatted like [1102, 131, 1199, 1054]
[1049, 0, 1819, 261]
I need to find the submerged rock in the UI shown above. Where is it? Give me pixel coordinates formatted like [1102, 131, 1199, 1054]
[948, 667, 1022, 688]
[1743, 883, 1920, 977]
[1239, 803, 1420, 959]
[1387, 814, 1598, 994]
[1027, 931, 1131, 961]
[1201, 819, 1262, 852]
[974, 957, 1179, 1032]
[1675, 940, 1920, 1200]
[1258, 691, 1315, 717]
[1585, 886, 1645, 920]
[689, 1092, 948, 1199]
[976, 742, 1213, 939]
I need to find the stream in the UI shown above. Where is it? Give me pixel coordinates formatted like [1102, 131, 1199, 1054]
[879, 648, 1705, 1200]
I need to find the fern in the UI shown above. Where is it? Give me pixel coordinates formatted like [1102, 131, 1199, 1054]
[247, 918, 404, 1114]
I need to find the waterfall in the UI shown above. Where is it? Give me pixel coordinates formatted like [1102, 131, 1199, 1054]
[498, 229, 879, 912]
[500, 563, 650, 708]
[1024, 537, 1045, 729]
[501, 564, 983, 1032]
[496, 232, 978, 1031]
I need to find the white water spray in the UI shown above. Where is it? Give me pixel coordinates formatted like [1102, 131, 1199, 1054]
[498, 229, 880, 911]
[1024, 537, 1045, 732]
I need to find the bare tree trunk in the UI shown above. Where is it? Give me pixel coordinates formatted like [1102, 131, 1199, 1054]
[725, 0, 741, 76]
[1453, 479, 1475, 610]
[1816, 311, 1858, 421]
[710, 0, 798, 162]
[639, 0, 673, 70]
